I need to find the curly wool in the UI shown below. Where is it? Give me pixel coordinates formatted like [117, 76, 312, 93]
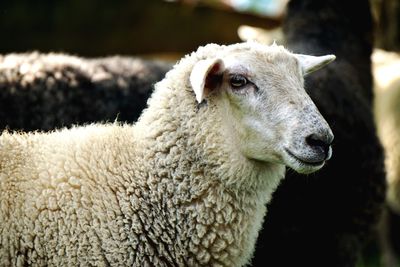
[0, 43, 287, 266]
[0, 52, 172, 131]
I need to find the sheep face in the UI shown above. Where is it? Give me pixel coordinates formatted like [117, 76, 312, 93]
[190, 44, 334, 174]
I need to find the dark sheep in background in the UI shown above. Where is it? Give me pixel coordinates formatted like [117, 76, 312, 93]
[250, 0, 386, 266]
[0, 52, 172, 132]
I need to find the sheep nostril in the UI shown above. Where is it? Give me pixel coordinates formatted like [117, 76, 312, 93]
[306, 133, 332, 159]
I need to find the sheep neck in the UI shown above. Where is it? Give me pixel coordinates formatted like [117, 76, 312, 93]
[130, 78, 286, 266]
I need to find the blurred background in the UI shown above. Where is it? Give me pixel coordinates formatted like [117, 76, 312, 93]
[0, 0, 286, 60]
[0, 0, 399, 60]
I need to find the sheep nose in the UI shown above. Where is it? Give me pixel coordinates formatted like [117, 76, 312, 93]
[306, 132, 334, 160]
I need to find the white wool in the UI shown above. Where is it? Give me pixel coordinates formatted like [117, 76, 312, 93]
[0, 42, 333, 266]
[373, 49, 400, 214]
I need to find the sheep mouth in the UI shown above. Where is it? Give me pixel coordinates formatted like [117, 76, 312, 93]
[284, 148, 325, 167]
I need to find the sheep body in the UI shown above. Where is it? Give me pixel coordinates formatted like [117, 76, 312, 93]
[0, 42, 333, 266]
[0, 52, 171, 131]
[1, 124, 279, 266]
[373, 48, 400, 266]
[373, 49, 400, 214]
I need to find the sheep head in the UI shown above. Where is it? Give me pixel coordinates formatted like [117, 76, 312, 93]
[190, 42, 335, 174]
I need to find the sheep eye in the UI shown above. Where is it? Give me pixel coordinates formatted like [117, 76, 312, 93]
[229, 74, 248, 89]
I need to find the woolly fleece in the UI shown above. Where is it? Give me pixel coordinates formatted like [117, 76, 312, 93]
[0, 43, 302, 266]
[0, 52, 171, 131]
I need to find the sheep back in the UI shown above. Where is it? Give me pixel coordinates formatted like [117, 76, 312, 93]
[0, 52, 172, 132]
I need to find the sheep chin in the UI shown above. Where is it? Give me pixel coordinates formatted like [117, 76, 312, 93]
[282, 148, 326, 175]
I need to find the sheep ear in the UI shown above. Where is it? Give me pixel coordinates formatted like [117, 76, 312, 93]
[190, 58, 225, 103]
[295, 54, 336, 75]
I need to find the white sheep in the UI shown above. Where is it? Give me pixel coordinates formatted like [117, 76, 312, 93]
[373, 49, 400, 215]
[0, 42, 334, 266]
[372, 48, 400, 267]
